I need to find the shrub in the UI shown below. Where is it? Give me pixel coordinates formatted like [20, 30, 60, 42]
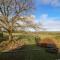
[46, 45, 58, 53]
[36, 37, 59, 53]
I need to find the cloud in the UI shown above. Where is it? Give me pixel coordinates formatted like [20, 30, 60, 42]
[39, 14, 60, 31]
[40, 0, 60, 7]
[40, 0, 50, 4]
[40, 14, 48, 24]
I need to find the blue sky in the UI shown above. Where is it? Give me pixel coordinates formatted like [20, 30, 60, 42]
[34, 0, 60, 31]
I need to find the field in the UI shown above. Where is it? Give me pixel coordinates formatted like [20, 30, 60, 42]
[0, 31, 60, 60]
[0, 45, 59, 60]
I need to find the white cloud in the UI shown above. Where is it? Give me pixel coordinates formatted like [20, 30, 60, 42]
[40, 0, 50, 4]
[39, 14, 60, 31]
[40, 14, 48, 24]
[40, 0, 60, 7]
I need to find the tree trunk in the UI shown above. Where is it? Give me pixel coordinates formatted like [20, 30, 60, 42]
[9, 32, 13, 41]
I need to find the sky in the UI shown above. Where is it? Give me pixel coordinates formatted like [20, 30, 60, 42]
[34, 0, 60, 31]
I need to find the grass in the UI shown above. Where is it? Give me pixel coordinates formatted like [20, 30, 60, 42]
[0, 31, 60, 60]
[0, 45, 59, 60]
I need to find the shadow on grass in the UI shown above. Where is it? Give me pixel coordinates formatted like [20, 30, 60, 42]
[0, 44, 60, 60]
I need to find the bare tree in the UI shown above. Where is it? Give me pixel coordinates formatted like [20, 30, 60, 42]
[0, 0, 34, 41]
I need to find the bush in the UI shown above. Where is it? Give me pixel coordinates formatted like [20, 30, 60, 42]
[46, 45, 58, 53]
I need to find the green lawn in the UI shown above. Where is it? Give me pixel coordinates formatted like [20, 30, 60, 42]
[0, 45, 60, 60]
[0, 31, 60, 60]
